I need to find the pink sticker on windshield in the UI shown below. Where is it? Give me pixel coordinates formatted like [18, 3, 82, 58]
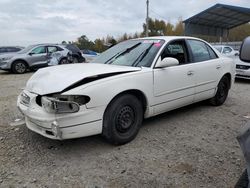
[154, 43, 162, 47]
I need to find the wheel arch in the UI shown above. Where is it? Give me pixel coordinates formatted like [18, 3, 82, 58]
[105, 89, 148, 116]
[222, 72, 232, 89]
[12, 59, 29, 68]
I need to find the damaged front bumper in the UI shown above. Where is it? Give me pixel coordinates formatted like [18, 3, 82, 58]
[17, 90, 104, 140]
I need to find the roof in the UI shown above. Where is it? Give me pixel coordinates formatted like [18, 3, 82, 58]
[183, 4, 250, 37]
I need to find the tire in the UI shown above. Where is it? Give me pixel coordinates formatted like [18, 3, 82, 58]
[235, 169, 249, 188]
[11, 60, 28, 74]
[209, 76, 230, 106]
[72, 57, 78, 63]
[102, 94, 143, 145]
[59, 58, 68, 65]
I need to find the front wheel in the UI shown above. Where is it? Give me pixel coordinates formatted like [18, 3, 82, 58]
[209, 76, 230, 106]
[11, 61, 28, 74]
[102, 94, 143, 145]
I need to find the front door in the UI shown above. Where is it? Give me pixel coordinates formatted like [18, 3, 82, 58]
[153, 40, 195, 115]
[27, 46, 48, 68]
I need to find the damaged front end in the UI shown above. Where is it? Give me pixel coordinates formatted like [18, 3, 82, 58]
[17, 90, 103, 140]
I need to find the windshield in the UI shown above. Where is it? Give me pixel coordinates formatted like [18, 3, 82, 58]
[92, 39, 164, 67]
[17, 45, 36, 54]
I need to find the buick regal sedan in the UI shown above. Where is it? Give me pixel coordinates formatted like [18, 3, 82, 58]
[17, 36, 235, 145]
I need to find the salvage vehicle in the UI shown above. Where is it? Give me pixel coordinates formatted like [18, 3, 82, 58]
[62, 44, 86, 63]
[17, 36, 235, 145]
[0, 44, 70, 73]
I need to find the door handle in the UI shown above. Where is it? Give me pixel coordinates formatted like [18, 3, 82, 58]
[216, 65, 221, 69]
[187, 71, 194, 76]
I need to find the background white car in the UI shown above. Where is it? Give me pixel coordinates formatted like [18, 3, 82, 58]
[213, 45, 239, 58]
[235, 58, 250, 79]
[17, 36, 235, 145]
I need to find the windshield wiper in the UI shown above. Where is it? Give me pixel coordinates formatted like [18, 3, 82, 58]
[132, 43, 154, 67]
[104, 42, 142, 64]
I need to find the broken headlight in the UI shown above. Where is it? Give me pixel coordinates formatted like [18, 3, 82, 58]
[41, 95, 90, 114]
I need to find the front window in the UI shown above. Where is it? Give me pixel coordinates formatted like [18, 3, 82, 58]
[17, 45, 36, 54]
[92, 39, 164, 67]
[31, 46, 46, 54]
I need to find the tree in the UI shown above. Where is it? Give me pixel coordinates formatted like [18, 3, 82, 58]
[173, 18, 184, 36]
[142, 18, 174, 36]
[75, 35, 94, 50]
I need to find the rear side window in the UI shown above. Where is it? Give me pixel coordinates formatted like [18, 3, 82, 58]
[188, 40, 217, 62]
[47, 46, 58, 53]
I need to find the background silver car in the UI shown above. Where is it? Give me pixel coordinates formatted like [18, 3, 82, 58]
[0, 44, 69, 73]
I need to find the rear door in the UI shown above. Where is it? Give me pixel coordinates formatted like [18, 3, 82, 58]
[186, 39, 222, 102]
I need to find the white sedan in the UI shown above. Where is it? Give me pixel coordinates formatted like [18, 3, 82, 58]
[235, 58, 250, 79]
[17, 36, 235, 145]
[213, 45, 239, 58]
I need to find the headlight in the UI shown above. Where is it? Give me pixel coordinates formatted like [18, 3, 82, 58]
[41, 95, 90, 114]
[0, 56, 12, 61]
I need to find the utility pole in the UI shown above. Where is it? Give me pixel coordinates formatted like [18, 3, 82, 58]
[146, 0, 149, 37]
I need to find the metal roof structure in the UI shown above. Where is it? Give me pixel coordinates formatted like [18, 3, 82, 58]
[183, 4, 250, 37]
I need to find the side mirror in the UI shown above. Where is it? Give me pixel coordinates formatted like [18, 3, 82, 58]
[155, 57, 179, 68]
[240, 36, 250, 62]
[28, 52, 34, 56]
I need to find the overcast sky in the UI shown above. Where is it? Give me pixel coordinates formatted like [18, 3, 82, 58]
[0, 0, 249, 46]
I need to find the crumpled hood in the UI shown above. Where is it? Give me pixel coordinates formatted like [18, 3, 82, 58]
[26, 63, 141, 95]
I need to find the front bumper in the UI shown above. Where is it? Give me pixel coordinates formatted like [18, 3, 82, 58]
[17, 90, 104, 140]
[236, 69, 250, 79]
[0, 61, 11, 70]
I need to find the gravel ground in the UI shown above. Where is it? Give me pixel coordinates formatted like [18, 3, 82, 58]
[0, 70, 250, 188]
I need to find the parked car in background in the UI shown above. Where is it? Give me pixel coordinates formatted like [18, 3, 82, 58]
[213, 45, 239, 58]
[81, 49, 99, 62]
[17, 36, 235, 145]
[235, 58, 250, 79]
[62, 44, 85, 63]
[0, 46, 24, 54]
[0, 44, 70, 73]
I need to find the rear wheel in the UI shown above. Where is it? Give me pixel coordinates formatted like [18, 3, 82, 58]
[209, 76, 230, 106]
[72, 57, 78, 63]
[59, 58, 68, 65]
[102, 94, 143, 145]
[12, 61, 28, 74]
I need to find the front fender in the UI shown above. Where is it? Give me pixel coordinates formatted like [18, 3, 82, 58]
[62, 70, 154, 109]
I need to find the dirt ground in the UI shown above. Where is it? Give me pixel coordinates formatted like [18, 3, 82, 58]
[0, 70, 250, 188]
